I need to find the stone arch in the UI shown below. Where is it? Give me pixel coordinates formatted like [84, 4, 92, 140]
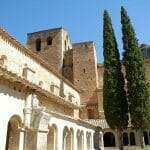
[77, 129, 83, 150]
[5, 115, 22, 150]
[63, 126, 72, 150]
[143, 131, 149, 145]
[86, 132, 92, 150]
[103, 132, 115, 147]
[123, 132, 129, 146]
[47, 124, 57, 150]
[130, 132, 136, 145]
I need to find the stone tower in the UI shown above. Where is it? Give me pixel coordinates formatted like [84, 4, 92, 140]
[72, 42, 99, 119]
[27, 28, 100, 119]
[27, 28, 72, 73]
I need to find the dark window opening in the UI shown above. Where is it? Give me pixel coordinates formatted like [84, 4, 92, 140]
[104, 132, 116, 147]
[65, 40, 67, 50]
[47, 36, 52, 45]
[66, 35, 68, 41]
[130, 132, 136, 145]
[143, 131, 149, 145]
[123, 132, 129, 146]
[36, 38, 41, 51]
[84, 68, 85, 73]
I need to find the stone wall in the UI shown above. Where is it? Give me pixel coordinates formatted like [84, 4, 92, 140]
[73, 42, 98, 105]
[0, 32, 80, 107]
[62, 49, 73, 82]
[97, 60, 150, 118]
[72, 42, 99, 119]
[27, 28, 72, 73]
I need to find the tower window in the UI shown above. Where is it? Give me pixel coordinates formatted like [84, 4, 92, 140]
[47, 36, 52, 45]
[36, 38, 41, 51]
[66, 35, 68, 41]
[64, 40, 67, 50]
[84, 68, 85, 73]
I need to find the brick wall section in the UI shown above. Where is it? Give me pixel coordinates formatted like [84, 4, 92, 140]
[73, 42, 99, 105]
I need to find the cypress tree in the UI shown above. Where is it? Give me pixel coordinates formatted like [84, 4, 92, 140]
[103, 10, 128, 149]
[121, 6, 150, 146]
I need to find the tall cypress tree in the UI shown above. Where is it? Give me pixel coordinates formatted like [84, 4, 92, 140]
[121, 6, 150, 146]
[103, 10, 128, 149]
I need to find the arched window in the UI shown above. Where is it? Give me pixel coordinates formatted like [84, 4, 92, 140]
[5, 116, 22, 150]
[104, 132, 116, 147]
[47, 36, 52, 45]
[130, 132, 136, 145]
[77, 130, 84, 150]
[143, 131, 149, 145]
[63, 127, 72, 150]
[47, 124, 57, 150]
[123, 132, 129, 146]
[36, 38, 41, 51]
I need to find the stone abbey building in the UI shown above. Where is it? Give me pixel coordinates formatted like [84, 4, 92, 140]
[0, 27, 150, 150]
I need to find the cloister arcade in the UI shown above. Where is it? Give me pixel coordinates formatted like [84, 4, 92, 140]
[4, 114, 94, 150]
[103, 130, 150, 148]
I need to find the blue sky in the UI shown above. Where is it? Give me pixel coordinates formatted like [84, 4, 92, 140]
[0, 0, 150, 62]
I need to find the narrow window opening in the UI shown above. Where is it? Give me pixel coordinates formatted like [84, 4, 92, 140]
[84, 68, 85, 73]
[64, 40, 67, 50]
[66, 35, 68, 41]
[36, 38, 41, 51]
[130, 132, 136, 145]
[47, 36, 52, 45]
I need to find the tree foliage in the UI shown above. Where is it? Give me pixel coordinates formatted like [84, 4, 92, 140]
[103, 10, 128, 130]
[121, 6, 150, 130]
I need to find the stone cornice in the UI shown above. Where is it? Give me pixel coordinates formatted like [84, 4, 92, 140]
[45, 109, 96, 129]
[0, 28, 81, 93]
[0, 66, 80, 109]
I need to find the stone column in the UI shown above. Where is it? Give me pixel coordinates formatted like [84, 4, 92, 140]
[36, 130, 49, 150]
[57, 126, 63, 150]
[73, 129, 77, 150]
[19, 129, 25, 150]
[83, 131, 87, 150]
[91, 132, 95, 150]
[24, 93, 33, 127]
[135, 130, 142, 146]
[99, 131, 104, 150]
